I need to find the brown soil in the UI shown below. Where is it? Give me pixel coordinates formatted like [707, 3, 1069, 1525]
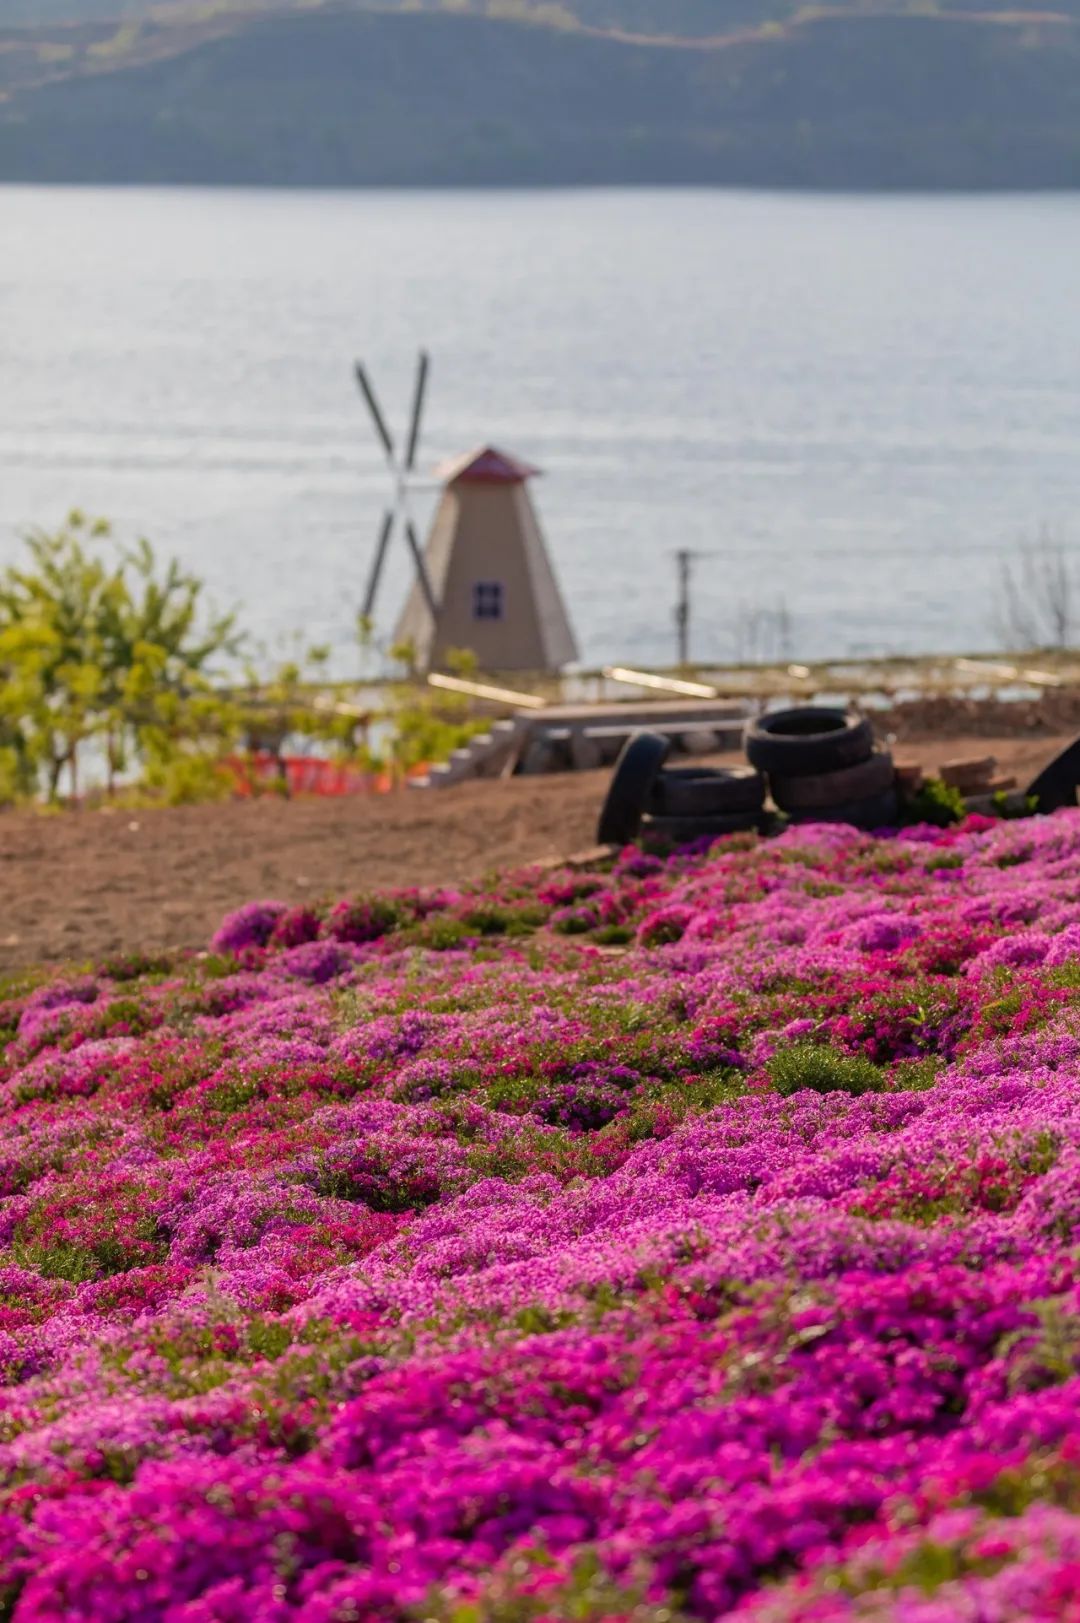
[0, 731, 1066, 975]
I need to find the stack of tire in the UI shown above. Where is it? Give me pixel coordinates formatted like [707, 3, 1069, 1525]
[597, 732, 766, 846]
[645, 764, 767, 843]
[745, 707, 898, 829]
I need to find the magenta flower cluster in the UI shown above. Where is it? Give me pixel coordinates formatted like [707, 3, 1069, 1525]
[8, 812, 1080, 1616]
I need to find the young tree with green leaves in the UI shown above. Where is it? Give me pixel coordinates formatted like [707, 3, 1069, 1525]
[0, 512, 241, 804]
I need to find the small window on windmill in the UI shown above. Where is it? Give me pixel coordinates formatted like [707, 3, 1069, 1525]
[473, 581, 504, 621]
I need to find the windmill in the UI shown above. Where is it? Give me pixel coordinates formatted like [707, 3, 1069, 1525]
[355, 350, 439, 629]
[355, 351, 578, 675]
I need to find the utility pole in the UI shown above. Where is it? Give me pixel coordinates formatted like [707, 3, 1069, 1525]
[675, 548, 693, 667]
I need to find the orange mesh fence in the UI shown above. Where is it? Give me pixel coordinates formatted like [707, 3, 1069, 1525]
[223, 755, 428, 798]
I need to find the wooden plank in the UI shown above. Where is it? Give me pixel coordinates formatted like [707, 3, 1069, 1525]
[531, 700, 751, 725]
[580, 721, 744, 741]
[603, 666, 719, 699]
[427, 673, 546, 708]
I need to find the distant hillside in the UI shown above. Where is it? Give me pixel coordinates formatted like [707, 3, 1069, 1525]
[0, 1, 797, 31]
[3, 3, 1080, 187]
[1, 0, 1076, 25]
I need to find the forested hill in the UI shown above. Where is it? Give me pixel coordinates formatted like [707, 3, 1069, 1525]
[4, 0, 1080, 187]
[0, 2, 823, 30]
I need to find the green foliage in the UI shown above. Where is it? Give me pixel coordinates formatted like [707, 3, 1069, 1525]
[0, 512, 240, 804]
[423, 917, 473, 951]
[593, 923, 634, 946]
[240, 643, 353, 747]
[140, 751, 232, 805]
[995, 842, 1035, 869]
[0, 515, 392, 808]
[445, 646, 479, 677]
[997, 790, 1040, 820]
[383, 643, 491, 776]
[925, 850, 965, 872]
[552, 910, 596, 936]
[391, 703, 490, 773]
[460, 906, 514, 936]
[768, 1042, 886, 1098]
[901, 777, 967, 828]
[418, 1544, 685, 1623]
[891, 1055, 943, 1092]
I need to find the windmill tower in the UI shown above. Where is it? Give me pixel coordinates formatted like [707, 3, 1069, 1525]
[356, 353, 578, 674]
[394, 446, 578, 674]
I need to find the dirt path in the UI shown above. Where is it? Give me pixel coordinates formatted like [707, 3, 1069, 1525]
[0, 732, 1065, 974]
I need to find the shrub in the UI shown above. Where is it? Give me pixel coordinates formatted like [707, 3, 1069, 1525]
[901, 777, 967, 827]
[768, 1042, 886, 1097]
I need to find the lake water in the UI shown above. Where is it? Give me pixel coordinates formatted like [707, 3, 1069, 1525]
[5, 184, 1080, 674]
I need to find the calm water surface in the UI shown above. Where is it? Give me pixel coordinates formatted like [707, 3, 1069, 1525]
[4, 185, 1080, 671]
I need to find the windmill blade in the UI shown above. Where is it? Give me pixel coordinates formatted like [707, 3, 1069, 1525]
[403, 350, 430, 473]
[354, 362, 396, 463]
[362, 510, 395, 621]
[404, 518, 439, 623]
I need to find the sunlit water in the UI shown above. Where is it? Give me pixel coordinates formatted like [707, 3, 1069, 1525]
[5, 184, 1080, 673]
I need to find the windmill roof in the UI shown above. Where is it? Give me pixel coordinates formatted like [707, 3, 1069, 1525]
[435, 446, 541, 486]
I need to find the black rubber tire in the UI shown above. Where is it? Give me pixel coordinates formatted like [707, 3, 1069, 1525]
[648, 766, 766, 818]
[770, 750, 895, 813]
[745, 708, 874, 778]
[642, 811, 763, 843]
[787, 787, 900, 831]
[1026, 735, 1080, 813]
[596, 731, 671, 845]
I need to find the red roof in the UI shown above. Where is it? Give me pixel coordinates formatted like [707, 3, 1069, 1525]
[435, 446, 541, 486]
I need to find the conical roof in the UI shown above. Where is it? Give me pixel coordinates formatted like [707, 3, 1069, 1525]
[434, 446, 541, 486]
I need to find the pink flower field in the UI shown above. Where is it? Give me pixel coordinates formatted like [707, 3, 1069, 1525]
[9, 811, 1080, 1618]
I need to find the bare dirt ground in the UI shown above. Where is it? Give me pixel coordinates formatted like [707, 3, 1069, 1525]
[0, 731, 1066, 974]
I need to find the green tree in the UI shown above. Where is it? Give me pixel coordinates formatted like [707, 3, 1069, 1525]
[0, 512, 241, 804]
